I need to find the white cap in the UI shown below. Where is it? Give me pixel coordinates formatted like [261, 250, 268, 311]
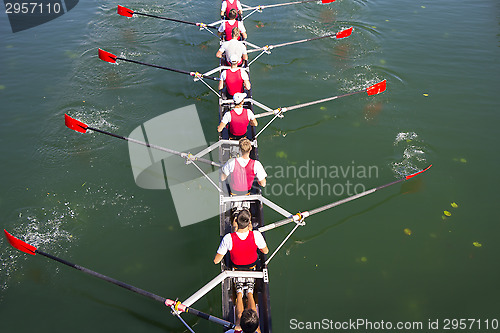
[233, 92, 247, 104]
[230, 54, 240, 64]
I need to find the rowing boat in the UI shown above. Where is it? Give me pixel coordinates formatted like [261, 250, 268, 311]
[217, 56, 272, 331]
[5, 1, 434, 332]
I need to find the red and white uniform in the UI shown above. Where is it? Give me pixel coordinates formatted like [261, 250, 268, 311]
[217, 230, 267, 266]
[220, 68, 249, 96]
[218, 19, 246, 41]
[221, 157, 267, 193]
[218, 39, 247, 65]
[221, 0, 243, 18]
[221, 107, 256, 136]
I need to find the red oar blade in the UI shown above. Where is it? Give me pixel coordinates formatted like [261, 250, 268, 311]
[98, 48, 117, 63]
[366, 79, 387, 96]
[406, 164, 432, 180]
[65, 114, 89, 133]
[322, 0, 336, 3]
[4, 230, 37, 255]
[117, 5, 134, 17]
[336, 27, 353, 39]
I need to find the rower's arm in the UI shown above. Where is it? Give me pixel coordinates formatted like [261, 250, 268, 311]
[217, 121, 227, 132]
[260, 246, 269, 255]
[258, 178, 266, 187]
[249, 119, 258, 127]
[214, 253, 224, 264]
[216, 50, 223, 59]
[244, 79, 251, 90]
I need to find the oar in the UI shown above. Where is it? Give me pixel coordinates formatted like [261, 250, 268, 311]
[117, 5, 218, 29]
[3, 229, 235, 330]
[98, 49, 219, 81]
[259, 165, 432, 232]
[242, 0, 335, 12]
[64, 114, 220, 168]
[247, 27, 352, 54]
[255, 80, 386, 119]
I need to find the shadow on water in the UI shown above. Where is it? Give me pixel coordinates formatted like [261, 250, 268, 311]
[282, 178, 424, 255]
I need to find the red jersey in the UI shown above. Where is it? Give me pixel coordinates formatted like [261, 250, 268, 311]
[225, 69, 244, 96]
[224, 20, 239, 41]
[229, 108, 249, 136]
[230, 158, 255, 193]
[230, 231, 258, 266]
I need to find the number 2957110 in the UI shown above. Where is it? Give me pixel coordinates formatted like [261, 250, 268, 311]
[5, 2, 62, 14]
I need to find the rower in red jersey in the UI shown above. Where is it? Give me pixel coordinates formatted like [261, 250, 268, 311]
[220, 0, 243, 20]
[218, 9, 247, 41]
[218, 92, 258, 139]
[219, 54, 251, 99]
[220, 138, 267, 195]
[214, 209, 267, 333]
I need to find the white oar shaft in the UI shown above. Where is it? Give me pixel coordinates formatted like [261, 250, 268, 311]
[242, 0, 316, 11]
[247, 33, 337, 53]
[286, 89, 365, 111]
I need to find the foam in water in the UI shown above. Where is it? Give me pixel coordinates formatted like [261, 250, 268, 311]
[392, 131, 428, 177]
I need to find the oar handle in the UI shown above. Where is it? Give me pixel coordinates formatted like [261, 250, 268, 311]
[184, 306, 235, 329]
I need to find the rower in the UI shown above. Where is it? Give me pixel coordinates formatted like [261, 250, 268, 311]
[218, 9, 247, 41]
[216, 27, 248, 67]
[214, 209, 268, 333]
[220, 0, 243, 20]
[217, 93, 257, 140]
[220, 138, 266, 195]
[219, 54, 251, 99]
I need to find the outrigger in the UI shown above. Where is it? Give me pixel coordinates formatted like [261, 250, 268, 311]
[5, 1, 432, 332]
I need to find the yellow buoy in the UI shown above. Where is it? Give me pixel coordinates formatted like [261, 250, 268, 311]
[404, 228, 412, 236]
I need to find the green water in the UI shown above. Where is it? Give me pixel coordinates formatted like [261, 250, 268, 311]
[1, 0, 499, 332]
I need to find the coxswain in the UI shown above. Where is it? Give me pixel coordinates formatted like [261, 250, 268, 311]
[225, 309, 260, 333]
[216, 27, 248, 66]
[221, 0, 243, 20]
[218, 9, 247, 41]
[220, 138, 267, 195]
[218, 93, 257, 139]
[219, 54, 251, 99]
